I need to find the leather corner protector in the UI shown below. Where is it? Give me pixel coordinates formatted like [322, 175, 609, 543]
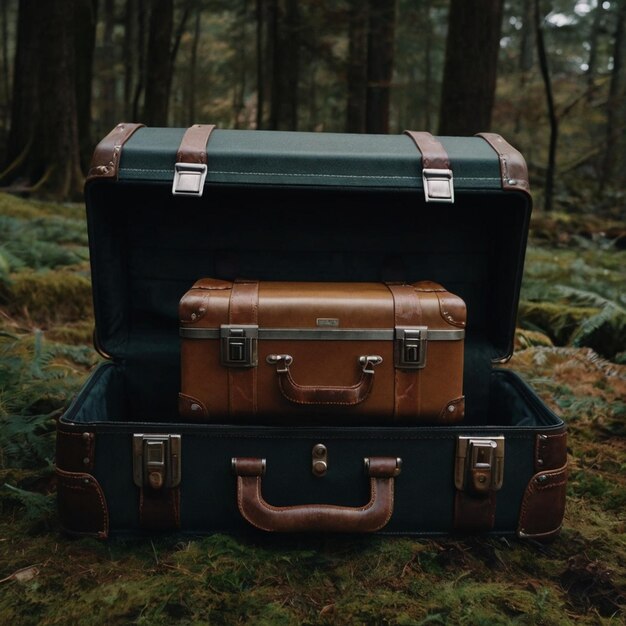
[56, 428, 95, 472]
[436, 293, 466, 328]
[439, 396, 465, 422]
[475, 132, 531, 195]
[86, 122, 144, 183]
[178, 393, 209, 419]
[56, 468, 109, 539]
[517, 465, 567, 541]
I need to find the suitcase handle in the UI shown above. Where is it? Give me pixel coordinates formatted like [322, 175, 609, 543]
[266, 354, 383, 406]
[232, 456, 401, 532]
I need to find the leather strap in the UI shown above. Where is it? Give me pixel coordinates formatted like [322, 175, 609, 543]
[454, 491, 497, 533]
[87, 122, 145, 181]
[403, 131, 450, 170]
[475, 133, 530, 194]
[140, 485, 180, 531]
[176, 124, 216, 164]
[385, 283, 422, 420]
[228, 280, 259, 416]
[233, 457, 399, 532]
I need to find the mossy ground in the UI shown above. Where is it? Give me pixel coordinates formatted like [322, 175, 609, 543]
[0, 193, 624, 624]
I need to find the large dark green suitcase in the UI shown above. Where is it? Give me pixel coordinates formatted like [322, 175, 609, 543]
[55, 124, 567, 539]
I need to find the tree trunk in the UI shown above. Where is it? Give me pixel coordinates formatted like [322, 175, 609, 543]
[423, 0, 433, 131]
[366, 0, 396, 133]
[534, 0, 558, 211]
[124, 0, 137, 117]
[270, 0, 299, 130]
[586, 0, 605, 101]
[143, 0, 174, 126]
[438, 0, 503, 135]
[3, 0, 86, 199]
[1, 0, 10, 137]
[346, 0, 368, 133]
[233, 0, 247, 128]
[187, 2, 201, 124]
[75, 0, 97, 170]
[516, 0, 534, 133]
[601, 0, 626, 191]
[101, 0, 117, 131]
[132, 0, 147, 121]
[256, 0, 264, 129]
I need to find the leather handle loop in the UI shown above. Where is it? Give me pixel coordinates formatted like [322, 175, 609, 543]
[232, 456, 400, 532]
[266, 354, 382, 406]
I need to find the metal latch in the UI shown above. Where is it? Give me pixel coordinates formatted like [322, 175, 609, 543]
[395, 326, 427, 369]
[455, 436, 504, 495]
[133, 434, 181, 490]
[422, 168, 454, 203]
[220, 324, 258, 367]
[172, 162, 208, 196]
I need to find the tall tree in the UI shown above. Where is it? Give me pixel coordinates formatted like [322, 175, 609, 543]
[143, 0, 174, 126]
[534, 0, 558, 211]
[601, 0, 626, 191]
[346, 0, 368, 133]
[2, 0, 90, 199]
[100, 0, 117, 131]
[439, 0, 504, 135]
[366, 0, 396, 133]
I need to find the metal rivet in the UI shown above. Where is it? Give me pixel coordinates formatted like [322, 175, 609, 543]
[83, 457, 90, 465]
[537, 458, 544, 466]
[537, 475, 548, 484]
[539, 434, 548, 440]
[448, 404, 455, 413]
[478, 475, 487, 483]
[191, 313, 197, 320]
[82, 432, 91, 440]
[83, 478, 90, 485]
[507, 179, 517, 185]
[313, 461, 327, 476]
[190, 403, 201, 411]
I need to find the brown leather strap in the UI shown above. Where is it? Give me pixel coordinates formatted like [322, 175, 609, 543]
[385, 283, 422, 420]
[176, 124, 216, 164]
[140, 486, 180, 531]
[475, 132, 530, 194]
[87, 122, 145, 181]
[232, 457, 400, 532]
[454, 491, 497, 533]
[403, 131, 450, 170]
[228, 280, 259, 416]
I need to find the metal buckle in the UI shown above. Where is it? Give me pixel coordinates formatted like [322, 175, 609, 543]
[422, 168, 454, 203]
[395, 326, 427, 369]
[220, 324, 258, 367]
[455, 436, 504, 495]
[359, 355, 383, 373]
[132, 434, 181, 490]
[172, 162, 208, 196]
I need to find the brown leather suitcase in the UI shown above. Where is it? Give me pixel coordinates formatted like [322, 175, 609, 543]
[178, 279, 466, 424]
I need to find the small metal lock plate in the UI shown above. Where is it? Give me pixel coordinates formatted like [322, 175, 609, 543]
[312, 444, 328, 477]
[455, 436, 504, 495]
[220, 324, 258, 367]
[395, 326, 428, 369]
[172, 162, 208, 196]
[422, 168, 454, 203]
[133, 434, 181, 490]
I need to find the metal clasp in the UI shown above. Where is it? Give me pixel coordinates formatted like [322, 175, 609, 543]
[220, 324, 258, 367]
[172, 162, 208, 196]
[423, 168, 454, 203]
[312, 444, 328, 477]
[395, 326, 427, 369]
[133, 434, 181, 490]
[455, 436, 504, 495]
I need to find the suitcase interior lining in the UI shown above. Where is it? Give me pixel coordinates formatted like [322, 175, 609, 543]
[86, 183, 530, 425]
[66, 363, 559, 429]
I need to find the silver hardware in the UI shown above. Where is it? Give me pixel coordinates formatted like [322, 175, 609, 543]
[395, 326, 428, 369]
[220, 324, 258, 367]
[422, 168, 454, 203]
[179, 326, 464, 341]
[359, 355, 383, 373]
[316, 318, 339, 327]
[133, 434, 181, 491]
[172, 162, 208, 196]
[312, 444, 328, 477]
[266, 354, 293, 372]
[455, 436, 504, 495]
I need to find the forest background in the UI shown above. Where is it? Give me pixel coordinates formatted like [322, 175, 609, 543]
[0, 0, 625, 624]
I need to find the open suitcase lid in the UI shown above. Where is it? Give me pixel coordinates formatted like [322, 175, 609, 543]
[84, 125, 531, 375]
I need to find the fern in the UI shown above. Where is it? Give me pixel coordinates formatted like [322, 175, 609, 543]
[2, 483, 55, 527]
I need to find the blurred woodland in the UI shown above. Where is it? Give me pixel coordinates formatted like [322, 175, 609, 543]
[0, 0, 624, 210]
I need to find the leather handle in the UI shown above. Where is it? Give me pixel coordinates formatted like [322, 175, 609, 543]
[266, 354, 382, 406]
[232, 457, 401, 532]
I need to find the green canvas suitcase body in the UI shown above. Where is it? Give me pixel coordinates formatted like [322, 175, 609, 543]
[55, 124, 567, 538]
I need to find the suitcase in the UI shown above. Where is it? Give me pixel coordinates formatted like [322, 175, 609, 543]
[56, 124, 567, 539]
[178, 279, 466, 424]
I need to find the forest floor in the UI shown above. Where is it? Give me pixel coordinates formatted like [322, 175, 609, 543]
[0, 192, 624, 625]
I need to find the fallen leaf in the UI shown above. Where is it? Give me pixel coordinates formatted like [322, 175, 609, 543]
[0, 566, 39, 584]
